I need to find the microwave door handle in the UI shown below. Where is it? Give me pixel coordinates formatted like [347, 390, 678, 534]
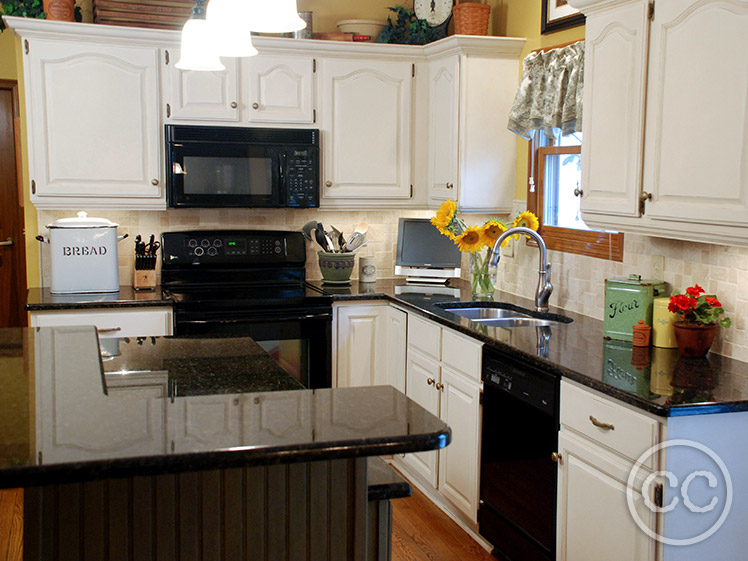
[275, 151, 285, 206]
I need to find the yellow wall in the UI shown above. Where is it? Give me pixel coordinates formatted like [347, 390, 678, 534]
[0, 0, 583, 288]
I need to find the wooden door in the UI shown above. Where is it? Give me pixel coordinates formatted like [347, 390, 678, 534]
[0, 81, 27, 328]
[428, 56, 459, 205]
[246, 54, 315, 124]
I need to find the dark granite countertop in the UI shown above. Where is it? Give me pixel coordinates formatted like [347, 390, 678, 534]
[310, 279, 748, 418]
[0, 326, 450, 489]
[26, 286, 172, 310]
[25, 280, 748, 417]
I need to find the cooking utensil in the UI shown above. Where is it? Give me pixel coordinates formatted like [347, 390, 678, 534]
[314, 227, 332, 252]
[345, 231, 366, 252]
[317, 222, 336, 253]
[354, 222, 369, 235]
[301, 220, 317, 242]
[329, 225, 343, 252]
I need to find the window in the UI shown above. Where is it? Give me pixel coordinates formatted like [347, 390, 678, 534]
[527, 132, 623, 261]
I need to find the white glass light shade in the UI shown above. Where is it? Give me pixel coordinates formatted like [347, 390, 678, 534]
[176, 18, 225, 71]
[248, 0, 306, 33]
[208, 0, 258, 57]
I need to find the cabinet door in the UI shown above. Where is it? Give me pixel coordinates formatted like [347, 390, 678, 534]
[438, 367, 481, 522]
[29, 307, 174, 337]
[163, 48, 239, 122]
[579, 0, 651, 219]
[246, 55, 315, 124]
[336, 305, 405, 391]
[556, 430, 656, 561]
[318, 58, 413, 199]
[403, 349, 441, 487]
[428, 56, 459, 203]
[642, 0, 748, 226]
[25, 39, 162, 208]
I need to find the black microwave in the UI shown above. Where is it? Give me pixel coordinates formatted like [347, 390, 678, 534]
[165, 125, 319, 208]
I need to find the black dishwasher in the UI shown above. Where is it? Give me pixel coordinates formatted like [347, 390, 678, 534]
[479, 346, 559, 561]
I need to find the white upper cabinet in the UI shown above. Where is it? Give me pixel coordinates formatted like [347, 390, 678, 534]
[246, 54, 315, 124]
[426, 37, 525, 213]
[21, 33, 163, 209]
[318, 58, 414, 201]
[574, 0, 748, 245]
[162, 48, 240, 122]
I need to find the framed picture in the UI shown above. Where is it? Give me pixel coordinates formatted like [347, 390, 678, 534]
[541, 0, 585, 34]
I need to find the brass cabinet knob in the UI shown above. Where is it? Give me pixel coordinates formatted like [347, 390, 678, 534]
[427, 377, 435, 386]
[326, 180, 332, 187]
[151, 179, 159, 186]
[551, 452, 562, 463]
[574, 187, 583, 197]
[252, 103, 259, 110]
[231, 101, 238, 108]
[640, 191, 652, 202]
[446, 182, 454, 190]
[435, 382, 444, 391]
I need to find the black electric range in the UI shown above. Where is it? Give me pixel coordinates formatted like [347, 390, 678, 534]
[161, 230, 332, 388]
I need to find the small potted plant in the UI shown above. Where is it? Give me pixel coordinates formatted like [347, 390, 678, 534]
[0, 0, 46, 31]
[668, 284, 731, 357]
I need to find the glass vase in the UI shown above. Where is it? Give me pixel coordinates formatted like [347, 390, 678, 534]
[470, 251, 497, 300]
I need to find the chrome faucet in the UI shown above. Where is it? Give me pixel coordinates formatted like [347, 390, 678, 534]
[489, 227, 553, 313]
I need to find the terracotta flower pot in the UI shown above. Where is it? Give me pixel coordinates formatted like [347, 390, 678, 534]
[43, 0, 75, 22]
[673, 321, 718, 357]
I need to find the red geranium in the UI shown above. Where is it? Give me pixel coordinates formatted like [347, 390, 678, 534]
[668, 284, 731, 328]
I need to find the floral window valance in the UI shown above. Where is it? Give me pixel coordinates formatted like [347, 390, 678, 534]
[507, 41, 585, 140]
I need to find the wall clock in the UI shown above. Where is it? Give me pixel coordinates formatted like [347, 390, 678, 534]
[414, 0, 453, 39]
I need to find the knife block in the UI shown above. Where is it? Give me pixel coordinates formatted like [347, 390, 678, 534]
[133, 268, 156, 290]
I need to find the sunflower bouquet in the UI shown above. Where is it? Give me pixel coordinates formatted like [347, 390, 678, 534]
[431, 200, 539, 297]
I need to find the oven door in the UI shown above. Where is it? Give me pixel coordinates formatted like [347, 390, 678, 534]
[168, 141, 284, 208]
[174, 307, 332, 389]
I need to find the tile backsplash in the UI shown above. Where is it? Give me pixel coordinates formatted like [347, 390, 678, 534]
[37, 206, 748, 362]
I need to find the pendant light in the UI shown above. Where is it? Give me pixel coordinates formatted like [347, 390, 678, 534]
[248, 0, 306, 33]
[208, 0, 258, 58]
[176, 0, 225, 71]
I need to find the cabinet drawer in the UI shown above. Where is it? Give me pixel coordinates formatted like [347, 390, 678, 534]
[30, 307, 174, 337]
[441, 328, 482, 383]
[561, 381, 659, 469]
[408, 314, 441, 357]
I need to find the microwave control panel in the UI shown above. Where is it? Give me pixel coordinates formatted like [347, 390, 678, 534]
[285, 148, 318, 207]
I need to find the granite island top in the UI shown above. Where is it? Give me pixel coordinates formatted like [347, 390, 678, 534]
[0, 326, 448, 489]
[26, 280, 748, 417]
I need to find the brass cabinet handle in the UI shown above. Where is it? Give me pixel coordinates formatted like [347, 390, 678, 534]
[0, 237, 14, 247]
[427, 377, 435, 386]
[151, 179, 159, 186]
[435, 382, 444, 391]
[96, 327, 122, 333]
[573, 187, 583, 197]
[231, 101, 238, 108]
[589, 415, 615, 431]
[640, 191, 652, 202]
[446, 182, 454, 190]
[551, 452, 562, 464]
[326, 180, 332, 187]
[252, 103, 259, 110]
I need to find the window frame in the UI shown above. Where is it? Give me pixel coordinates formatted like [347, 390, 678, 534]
[526, 125, 624, 263]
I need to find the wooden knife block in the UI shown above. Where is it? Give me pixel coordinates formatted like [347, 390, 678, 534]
[133, 269, 156, 290]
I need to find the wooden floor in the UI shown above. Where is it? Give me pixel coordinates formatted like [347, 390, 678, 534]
[392, 484, 495, 561]
[0, 489, 22, 561]
[1, 484, 492, 561]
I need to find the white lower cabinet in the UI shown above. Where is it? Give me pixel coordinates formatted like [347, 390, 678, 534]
[557, 380, 660, 561]
[334, 303, 406, 391]
[29, 307, 174, 337]
[397, 313, 483, 524]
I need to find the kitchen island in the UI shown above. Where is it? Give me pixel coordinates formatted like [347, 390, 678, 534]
[0, 326, 449, 561]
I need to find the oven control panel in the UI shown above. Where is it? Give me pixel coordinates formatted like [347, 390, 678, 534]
[161, 230, 306, 265]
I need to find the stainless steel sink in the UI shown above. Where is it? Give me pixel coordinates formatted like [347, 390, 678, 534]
[438, 304, 573, 328]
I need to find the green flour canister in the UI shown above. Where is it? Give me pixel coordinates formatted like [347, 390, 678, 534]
[604, 275, 666, 341]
